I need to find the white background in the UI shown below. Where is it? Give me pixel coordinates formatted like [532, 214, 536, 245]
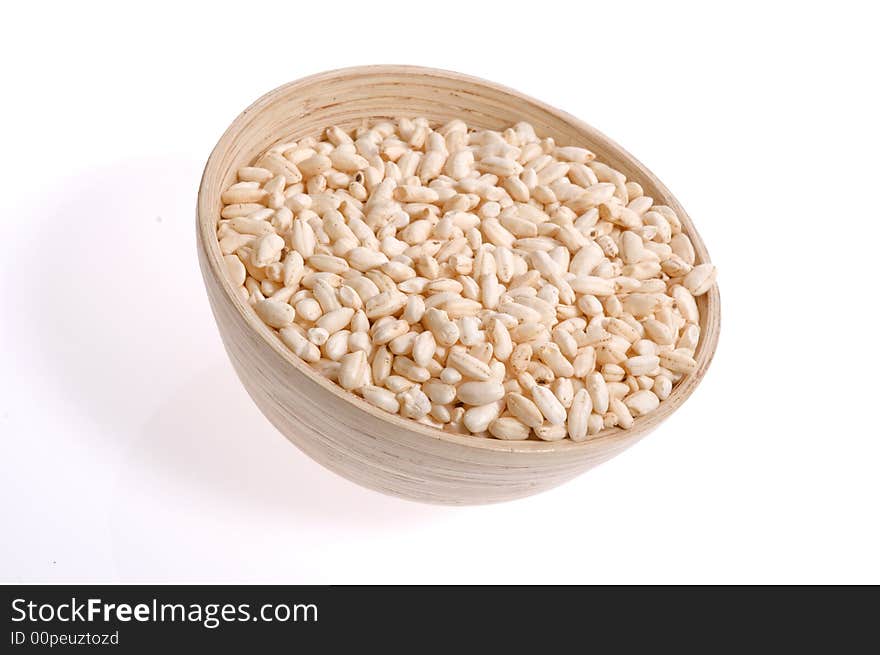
[2, 1, 878, 584]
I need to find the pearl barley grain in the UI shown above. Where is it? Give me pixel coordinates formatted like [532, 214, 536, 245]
[217, 117, 716, 441]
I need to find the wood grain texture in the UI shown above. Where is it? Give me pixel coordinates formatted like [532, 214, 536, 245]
[196, 65, 721, 505]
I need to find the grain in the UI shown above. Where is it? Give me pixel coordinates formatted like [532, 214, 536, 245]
[658, 349, 698, 375]
[412, 330, 436, 367]
[279, 326, 320, 362]
[534, 423, 567, 441]
[295, 297, 321, 322]
[610, 398, 634, 430]
[457, 381, 506, 405]
[653, 375, 673, 400]
[392, 356, 431, 382]
[216, 117, 716, 440]
[531, 385, 567, 425]
[316, 307, 355, 334]
[372, 319, 409, 345]
[499, 393, 540, 429]
[223, 254, 247, 287]
[365, 291, 407, 319]
[361, 385, 400, 413]
[489, 417, 531, 440]
[254, 299, 294, 328]
[398, 386, 431, 419]
[338, 351, 368, 390]
[624, 390, 660, 417]
[683, 263, 718, 296]
[567, 389, 592, 442]
[623, 355, 660, 377]
[462, 402, 502, 433]
[585, 372, 610, 414]
[447, 350, 494, 380]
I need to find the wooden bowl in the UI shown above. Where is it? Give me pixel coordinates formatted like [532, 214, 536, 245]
[196, 65, 720, 505]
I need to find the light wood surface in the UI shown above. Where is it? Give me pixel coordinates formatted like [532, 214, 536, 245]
[196, 66, 721, 504]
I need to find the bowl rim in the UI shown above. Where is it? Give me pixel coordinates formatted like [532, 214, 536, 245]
[197, 64, 721, 455]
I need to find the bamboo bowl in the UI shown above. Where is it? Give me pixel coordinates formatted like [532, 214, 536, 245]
[196, 65, 720, 505]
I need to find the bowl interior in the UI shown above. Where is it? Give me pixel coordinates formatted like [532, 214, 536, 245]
[197, 65, 720, 453]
